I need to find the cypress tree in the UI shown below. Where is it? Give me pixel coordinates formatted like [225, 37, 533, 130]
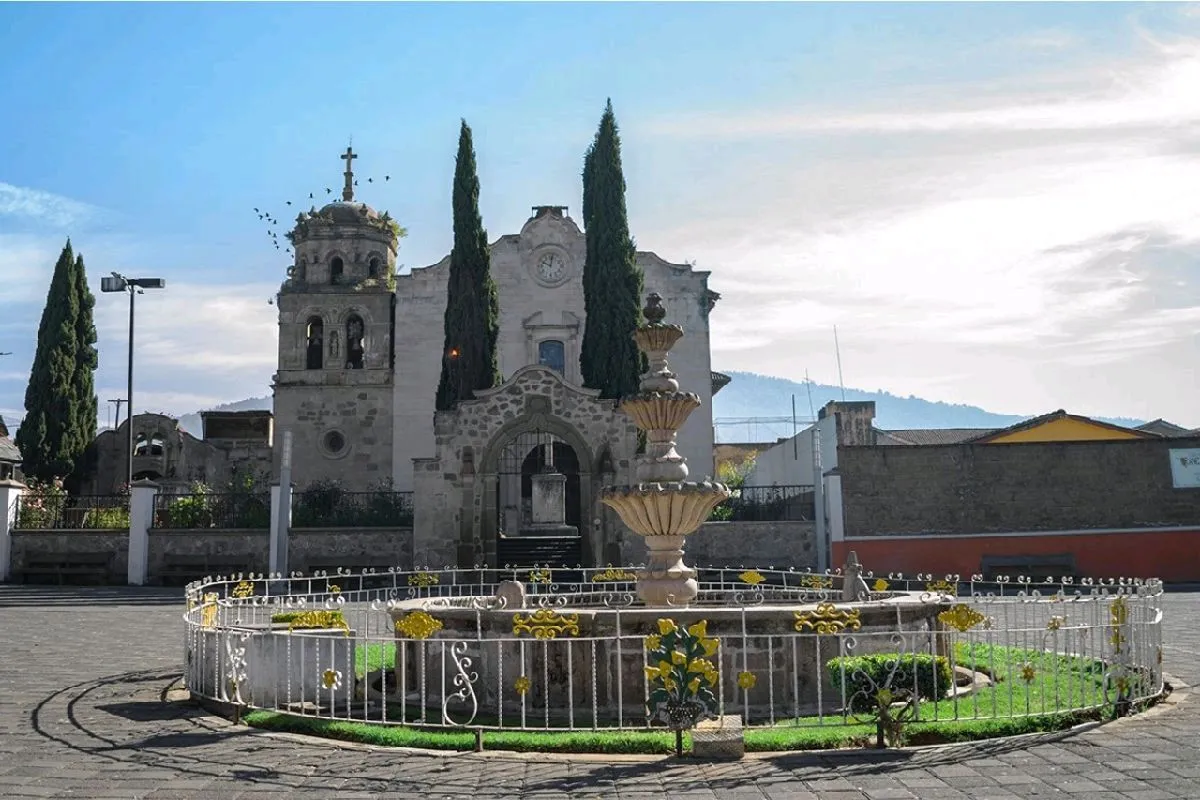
[16, 240, 84, 481]
[435, 120, 501, 411]
[68, 250, 98, 487]
[580, 100, 644, 401]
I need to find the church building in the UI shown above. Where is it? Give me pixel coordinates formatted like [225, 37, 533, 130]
[273, 149, 723, 566]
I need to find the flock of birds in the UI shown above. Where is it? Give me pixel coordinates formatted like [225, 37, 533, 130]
[253, 170, 393, 306]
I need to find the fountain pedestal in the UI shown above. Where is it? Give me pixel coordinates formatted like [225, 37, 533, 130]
[638, 534, 697, 606]
[600, 293, 730, 607]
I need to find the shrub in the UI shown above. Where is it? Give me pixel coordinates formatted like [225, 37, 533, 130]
[271, 610, 349, 633]
[84, 506, 130, 529]
[827, 653, 953, 714]
[15, 478, 67, 529]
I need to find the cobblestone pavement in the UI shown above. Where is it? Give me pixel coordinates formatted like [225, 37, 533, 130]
[1, 585, 1198, 800]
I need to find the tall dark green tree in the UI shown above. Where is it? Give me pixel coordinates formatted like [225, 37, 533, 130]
[580, 99, 644, 400]
[69, 249, 98, 476]
[435, 120, 501, 411]
[16, 240, 93, 481]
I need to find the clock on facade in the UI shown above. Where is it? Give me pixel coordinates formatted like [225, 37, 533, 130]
[534, 251, 568, 285]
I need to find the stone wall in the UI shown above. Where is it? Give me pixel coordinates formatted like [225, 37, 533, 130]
[148, 529, 270, 577]
[9, 528, 414, 584]
[684, 521, 816, 570]
[839, 436, 1200, 536]
[79, 413, 271, 495]
[289, 528, 413, 572]
[273, 259, 397, 489]
[10, 530, 129, 581]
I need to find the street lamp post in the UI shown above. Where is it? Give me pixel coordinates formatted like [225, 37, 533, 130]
[100, 273, 165, 490]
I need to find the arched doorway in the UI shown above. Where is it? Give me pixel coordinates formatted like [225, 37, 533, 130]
[495, 429, 582, 535]
[484, 418, 594, 569]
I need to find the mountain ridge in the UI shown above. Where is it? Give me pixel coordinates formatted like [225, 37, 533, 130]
[170, 371, 1149, 442]
[712, 370, 1145, 442]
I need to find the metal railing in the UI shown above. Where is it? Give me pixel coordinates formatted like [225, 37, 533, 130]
[153, 492, 271, 530]
[291, 490, 414, 528]
[184, 567, 1164, 740]
[710, 484, 815, 522]
[13, 493, 130, 530]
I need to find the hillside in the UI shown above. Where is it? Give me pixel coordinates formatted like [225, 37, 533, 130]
[170, 373, 1147, 443]
[710, 371, 1145, 443]
[177, 396, 272, 436]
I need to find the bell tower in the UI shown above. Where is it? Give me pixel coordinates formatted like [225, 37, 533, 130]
[273, 147, 399, 487]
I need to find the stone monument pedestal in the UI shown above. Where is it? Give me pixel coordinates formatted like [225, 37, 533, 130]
[519, 470, 577, 537]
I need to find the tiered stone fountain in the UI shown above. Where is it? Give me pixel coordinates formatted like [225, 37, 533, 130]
[600, 293, 731, 607]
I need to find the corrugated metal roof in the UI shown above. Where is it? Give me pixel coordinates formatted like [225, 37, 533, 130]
[1135, 419, 1191, 437]
[876, 428, 998, 446]
[0, 435, 20, 463]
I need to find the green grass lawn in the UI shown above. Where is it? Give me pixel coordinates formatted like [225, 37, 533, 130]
[247, 640, 1143, 755]
[354, 641, 395, 678]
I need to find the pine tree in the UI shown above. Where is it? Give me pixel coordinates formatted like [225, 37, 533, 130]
[435, 120, 501, 411]
[16, 240, 84, 481]
[68, 249, 98, 485]
[580, 99, 645, 400]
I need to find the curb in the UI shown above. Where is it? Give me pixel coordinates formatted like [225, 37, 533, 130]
[179, 679, 1189, 764]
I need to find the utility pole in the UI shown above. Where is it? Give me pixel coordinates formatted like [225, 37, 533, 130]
[100, 273, 166, 488]
[109, 398, 127, 430]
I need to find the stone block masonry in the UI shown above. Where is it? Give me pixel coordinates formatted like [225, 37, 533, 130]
[684, 521, 816, 570]
[9, 527, 414, 585]
[839, 436, 1200, 537]
[835, 435, 1200, 581]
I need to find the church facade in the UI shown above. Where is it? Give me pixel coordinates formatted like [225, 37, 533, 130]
[272, 151, 722, 566]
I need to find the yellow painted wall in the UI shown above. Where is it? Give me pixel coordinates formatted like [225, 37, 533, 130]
[986, 416, 1143, 443]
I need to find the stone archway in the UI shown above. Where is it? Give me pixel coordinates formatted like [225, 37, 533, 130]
[478, 407, 595, 568]
[411, 365, 638, 570]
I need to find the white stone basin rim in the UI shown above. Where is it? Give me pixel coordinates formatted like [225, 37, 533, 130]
[601, 481, 731, 538]
[619, 391, 701, 432]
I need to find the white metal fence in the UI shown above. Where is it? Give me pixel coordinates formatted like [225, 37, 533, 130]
[183, 567, 1164, 736]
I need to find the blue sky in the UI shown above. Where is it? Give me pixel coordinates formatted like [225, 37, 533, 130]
[2, 2, 1199, 429]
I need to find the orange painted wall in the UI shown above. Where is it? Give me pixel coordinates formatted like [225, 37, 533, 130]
[985, 417, 1144, 443]
[834, 529, 1200, 582]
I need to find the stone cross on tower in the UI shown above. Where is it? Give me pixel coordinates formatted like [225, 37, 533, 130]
[341, 146, 357, 202]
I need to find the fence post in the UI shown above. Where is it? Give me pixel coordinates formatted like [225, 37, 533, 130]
[269, 483, 293, 576]
[0, 480, 25, 582]
[128, 479, 158, 585]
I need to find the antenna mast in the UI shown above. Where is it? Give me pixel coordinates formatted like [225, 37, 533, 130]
[833, 325, 846, 401]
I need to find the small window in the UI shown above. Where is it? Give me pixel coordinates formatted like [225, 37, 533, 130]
[306, 317, 324, 369]
[538, 340, 565, 374]
[133, 433, 149, 456]
[330, 256, 344, 284]
[324, 430, 346, 453]
[345, 314, 364, 369]
[149, 433, 165, 456]
[368, 257, 381, 278]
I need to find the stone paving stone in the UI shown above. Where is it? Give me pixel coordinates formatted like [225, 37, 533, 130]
[3, 584, 1200, 799]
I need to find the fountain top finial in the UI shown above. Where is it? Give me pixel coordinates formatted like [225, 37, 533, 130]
[643, 293, 667, 324]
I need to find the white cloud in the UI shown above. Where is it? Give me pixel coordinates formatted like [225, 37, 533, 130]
[638, 34, 1200, 426]
[0, 183, 102, 228]
[646, 38, 1200, 139]
[92, 282, 278, 416]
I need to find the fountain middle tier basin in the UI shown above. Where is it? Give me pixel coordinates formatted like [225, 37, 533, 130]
[600, 481, 730, 537]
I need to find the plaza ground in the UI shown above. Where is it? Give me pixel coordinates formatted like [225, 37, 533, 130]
[2, 585, 1199, 799]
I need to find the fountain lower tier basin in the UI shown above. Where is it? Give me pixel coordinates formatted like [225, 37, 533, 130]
[388, 595, 949, 723]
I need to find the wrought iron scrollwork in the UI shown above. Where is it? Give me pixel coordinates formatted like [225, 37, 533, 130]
[442, 641, 479, 726]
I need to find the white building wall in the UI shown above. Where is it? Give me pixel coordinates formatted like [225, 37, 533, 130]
[744, 427, 817, 486]
[392, 208, 717, 490]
